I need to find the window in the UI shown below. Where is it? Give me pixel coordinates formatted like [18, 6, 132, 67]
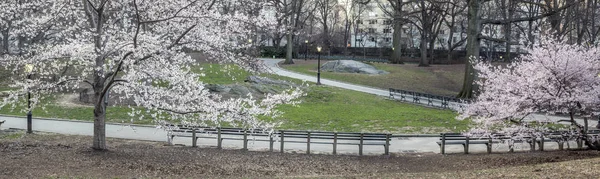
[356, 20, 362, 24]
[383, 29, 391, 33]
[368, 28, 376, 33]
[356, 38, 363, 42]
[439, 30, 445, 34]
[370, 37, 376, 42]
[369, 20, 377, 24]
[383, 19, 392, 25]
[384, 37, 391, 42]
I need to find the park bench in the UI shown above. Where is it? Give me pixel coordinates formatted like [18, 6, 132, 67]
[437, 130, 600, 154]
[277, 130, 391, 155]
[169, 126, 273, 150]
[168, 126, 391, 155]
[388, 88, 463, 109]
[437, 133, 501, 154]
[436, 132, 570, 154]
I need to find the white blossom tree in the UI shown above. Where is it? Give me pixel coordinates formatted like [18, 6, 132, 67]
[0, 0, 303, 150]
[0, 0, 58, 55]
[459, 37, 600, 149]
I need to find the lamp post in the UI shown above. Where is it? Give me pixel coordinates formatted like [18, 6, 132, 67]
[304, 40, 308, 61]
[316, 46, 322, 85]
[24, 64, 33, 134]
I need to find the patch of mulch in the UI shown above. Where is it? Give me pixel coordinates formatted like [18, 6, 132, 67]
[1, 133, 599, 178]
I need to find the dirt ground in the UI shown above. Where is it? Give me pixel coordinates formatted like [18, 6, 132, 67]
[1, 131, 600, 178]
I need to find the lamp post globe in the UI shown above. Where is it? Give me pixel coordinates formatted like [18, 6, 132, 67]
[316, 46, 322, 85]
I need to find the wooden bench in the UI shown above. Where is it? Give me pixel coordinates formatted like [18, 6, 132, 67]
[278, 130, 391, 155]
[437, 133, 501, 154]
[388, 88, 465, 109]
[169, 127, 274, 150]
[437, 131, 600, 154]
[168, 126, 391, 156]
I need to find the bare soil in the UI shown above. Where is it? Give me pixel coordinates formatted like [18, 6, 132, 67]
[1, 131, 600, 178]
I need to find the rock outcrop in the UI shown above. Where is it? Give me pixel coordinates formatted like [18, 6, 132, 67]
[321, 60, 388, 75]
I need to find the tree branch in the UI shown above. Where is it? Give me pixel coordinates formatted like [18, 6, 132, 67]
[482, 0, 581, 25]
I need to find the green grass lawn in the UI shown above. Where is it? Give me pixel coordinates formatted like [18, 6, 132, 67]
[0, 95, 153, 124]
[191, 63, 251, 84]
[0, 63, 468, 133]
[280, 60, 465, 96]
[276, 86, 466, 133]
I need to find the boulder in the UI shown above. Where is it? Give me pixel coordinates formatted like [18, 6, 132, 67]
[245, 76, 295, 87]
[320, 60, 388, 75]
[229, 85, 251, 97]
[205, 84, 231, 93]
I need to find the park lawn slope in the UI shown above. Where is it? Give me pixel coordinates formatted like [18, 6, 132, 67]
[0, 95, 152, 124]
[0, 63, 465, 133]
[275, 86, 464, 133]
[280, 60, 465, 96]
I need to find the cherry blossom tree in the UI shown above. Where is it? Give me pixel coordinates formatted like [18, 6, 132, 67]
[459, 37, 600, 149]
[0, 0, 303, 150]
[0, 0, 57, 55]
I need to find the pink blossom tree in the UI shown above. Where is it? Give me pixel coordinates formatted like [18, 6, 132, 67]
[0, 0, 303, 150]
[459, 37, 600, 149]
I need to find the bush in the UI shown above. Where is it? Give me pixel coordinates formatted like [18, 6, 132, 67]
[260, 46, 286, 58]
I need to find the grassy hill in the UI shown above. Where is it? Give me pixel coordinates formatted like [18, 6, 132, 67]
[0, 63, 466, 133]
[280, 60, 465, 97]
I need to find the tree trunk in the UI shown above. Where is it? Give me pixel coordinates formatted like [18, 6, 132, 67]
[569, 111, 600, 150]
[419, 0, 429, 67]
[504, 22, 512, 61]
[446, 50, 453, 63]
[457, 0, 481, 99]
[390, 11, 404, 64]
[428, 37, 435, 64]
[419, 33, 429, 67]
[1, 30, 8, 55]
[92, 97, 106, 150]
[283, 0, 296, 64]
[90, 3, 107, 150]
[283, 32, 294, 64]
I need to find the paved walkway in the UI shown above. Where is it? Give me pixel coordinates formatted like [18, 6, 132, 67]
[1, 115, 583, 155]
[0, 115, 444, 155]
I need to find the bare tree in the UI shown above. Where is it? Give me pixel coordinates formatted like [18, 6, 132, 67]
[439, 0, 468, 63]
[456, 0, 581, 99]
[378, 0, 418, 64]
